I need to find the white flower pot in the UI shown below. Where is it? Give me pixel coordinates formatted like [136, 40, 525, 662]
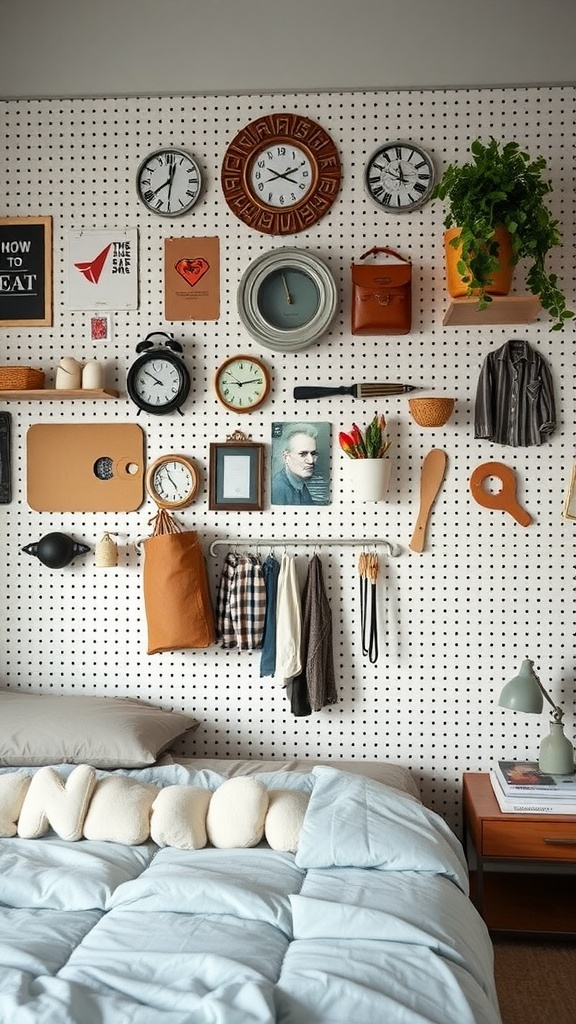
[344, 458, 391, 501]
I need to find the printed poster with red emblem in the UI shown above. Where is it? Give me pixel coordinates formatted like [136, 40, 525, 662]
[164, 236, 220, 321]
[66, 229, 139, 310]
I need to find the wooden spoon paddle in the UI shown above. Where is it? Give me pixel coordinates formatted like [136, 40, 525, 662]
[409, 449, 448, 553]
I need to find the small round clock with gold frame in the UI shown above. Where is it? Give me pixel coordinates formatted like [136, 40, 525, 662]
[145, 455, 199, 510]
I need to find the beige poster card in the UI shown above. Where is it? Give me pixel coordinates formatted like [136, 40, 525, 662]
[164, 236, 220, 320]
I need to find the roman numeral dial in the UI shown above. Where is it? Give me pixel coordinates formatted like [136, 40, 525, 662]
[364, 142, 435, 213]
[136, 148, 203, 217]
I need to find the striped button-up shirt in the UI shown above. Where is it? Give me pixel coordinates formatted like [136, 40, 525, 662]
[474, 339, 556, 447]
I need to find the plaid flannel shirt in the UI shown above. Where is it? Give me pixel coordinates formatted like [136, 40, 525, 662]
[215, 552, 266, 650]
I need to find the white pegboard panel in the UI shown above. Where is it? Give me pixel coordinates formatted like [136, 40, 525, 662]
[1, 85, 575, 833]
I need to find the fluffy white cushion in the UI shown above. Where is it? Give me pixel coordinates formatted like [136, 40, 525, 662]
[17, 764, 96, 841]
[0, 692, 199, 768]
[264, 789, 310, 853]
[206, 776, 269, 849]
[83, 776, 158, 845]
[150, 785, 211, 849]
[0, 772, 31, 837]
[4, 767, 310, 850]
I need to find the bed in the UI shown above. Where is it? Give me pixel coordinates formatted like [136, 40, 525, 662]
[0, 692, 503, 1024]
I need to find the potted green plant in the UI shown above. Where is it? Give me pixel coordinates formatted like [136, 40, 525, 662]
[431, 137, 574, 331]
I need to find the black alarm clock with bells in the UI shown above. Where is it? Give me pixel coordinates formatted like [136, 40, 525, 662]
[127, 332, 190, 415]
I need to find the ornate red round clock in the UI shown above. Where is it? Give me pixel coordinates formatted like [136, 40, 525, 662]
[221, 113, 341, 235]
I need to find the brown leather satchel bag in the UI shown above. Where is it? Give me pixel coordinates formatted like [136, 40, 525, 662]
[351, 246, 412, 335]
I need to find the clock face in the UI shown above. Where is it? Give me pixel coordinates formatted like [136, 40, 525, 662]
[127, 351, 190, 415]
[146, 455, 199, 509]
[215, 355, 270, 413]
[136, 148, 202, 216]
[257, 267, 320, 330]
[365, 142, 435, 213]
[238, 248, 338, 351]
[248, 142, 314, 210]
[221, 113, 341, 234]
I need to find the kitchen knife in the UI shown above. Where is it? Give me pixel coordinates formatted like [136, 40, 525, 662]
[294, 383, 418, 399]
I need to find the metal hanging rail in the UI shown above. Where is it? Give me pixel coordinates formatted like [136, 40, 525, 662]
[208, 538, 400, 557]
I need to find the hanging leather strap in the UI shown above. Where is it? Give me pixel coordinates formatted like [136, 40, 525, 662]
[358, 246, 410, 264]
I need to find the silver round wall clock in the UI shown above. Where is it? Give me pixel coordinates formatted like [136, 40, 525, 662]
[364, 141, 435, 213]
[237, 248, 338, 352]
[136, 148, 203, 217]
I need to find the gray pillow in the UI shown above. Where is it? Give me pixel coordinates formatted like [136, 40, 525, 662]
[0, 692, 199, 768]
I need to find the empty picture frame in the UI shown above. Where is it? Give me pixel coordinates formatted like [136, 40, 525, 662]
[209, 436, 264, 511]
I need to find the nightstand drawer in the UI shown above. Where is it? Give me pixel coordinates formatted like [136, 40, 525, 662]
[483, 819, 576, 860]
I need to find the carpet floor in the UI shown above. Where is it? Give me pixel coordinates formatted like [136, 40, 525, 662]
[492, 939, 576, 1024]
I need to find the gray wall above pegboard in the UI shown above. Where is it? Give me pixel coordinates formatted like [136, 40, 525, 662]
[1, 0, 576, 99]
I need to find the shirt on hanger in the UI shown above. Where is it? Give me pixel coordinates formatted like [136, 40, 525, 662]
[474, 339, 556, 447]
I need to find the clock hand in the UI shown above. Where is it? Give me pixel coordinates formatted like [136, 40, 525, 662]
[166, 162, 176, 210]
[144, 370, 164, 385]
[265, 165, 301, 184]
[281, 273, 293, 304]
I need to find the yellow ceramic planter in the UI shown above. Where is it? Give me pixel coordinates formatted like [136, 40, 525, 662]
[444, 226, 514, 298]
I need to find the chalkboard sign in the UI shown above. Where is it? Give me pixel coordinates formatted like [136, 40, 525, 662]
[0, 217, 52, 326]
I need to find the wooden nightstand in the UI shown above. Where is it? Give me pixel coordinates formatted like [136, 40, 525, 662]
[463, 772, 576, 937]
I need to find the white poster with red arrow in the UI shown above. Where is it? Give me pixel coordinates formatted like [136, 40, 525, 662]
[66, 229, 139, 310]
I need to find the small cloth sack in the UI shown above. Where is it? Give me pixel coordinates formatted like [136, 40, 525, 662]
[351, 246, 412, 335]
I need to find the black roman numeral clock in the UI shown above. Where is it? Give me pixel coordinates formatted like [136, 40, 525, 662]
[364, 141, 435, 213]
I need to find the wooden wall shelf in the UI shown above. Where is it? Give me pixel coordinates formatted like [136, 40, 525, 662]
[0, 388, 119, 401]
[443, 295, 541, 326]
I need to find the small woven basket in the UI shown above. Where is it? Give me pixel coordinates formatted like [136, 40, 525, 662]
[409, 397, 455, 427]
[0, 366, 45, 390]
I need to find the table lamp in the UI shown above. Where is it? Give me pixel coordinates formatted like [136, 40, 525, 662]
[498, 657, 574, 775]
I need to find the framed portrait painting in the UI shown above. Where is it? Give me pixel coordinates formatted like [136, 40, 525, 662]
[271, 421, 331, 505]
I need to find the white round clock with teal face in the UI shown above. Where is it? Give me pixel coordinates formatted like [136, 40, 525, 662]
[237, 249, 338, 351]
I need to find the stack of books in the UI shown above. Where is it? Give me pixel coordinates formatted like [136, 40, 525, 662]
[490, 760, 576, 814]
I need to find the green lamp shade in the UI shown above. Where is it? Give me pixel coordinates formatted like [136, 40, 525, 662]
[498, 658, 544, 714]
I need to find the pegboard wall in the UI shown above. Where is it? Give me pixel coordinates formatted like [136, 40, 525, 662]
[1, 85, 575, 833]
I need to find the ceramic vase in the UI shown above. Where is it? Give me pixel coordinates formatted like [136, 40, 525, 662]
[82, 359, 104, 389]
[345, 458, 391, 501]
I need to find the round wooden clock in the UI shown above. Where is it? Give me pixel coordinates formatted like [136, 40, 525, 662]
[364, 141, 435, 213]
[221, 113, 341, 234]
[215, 355, 270, 413]
[145, 454, 199, 509]
[237, 248, 338, 351]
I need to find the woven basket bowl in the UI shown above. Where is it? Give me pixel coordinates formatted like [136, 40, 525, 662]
[409, 397, 455, 427]
[0, 366, 45, 390]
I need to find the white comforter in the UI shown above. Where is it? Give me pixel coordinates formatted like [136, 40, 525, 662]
[0, 765, 502, 1024]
